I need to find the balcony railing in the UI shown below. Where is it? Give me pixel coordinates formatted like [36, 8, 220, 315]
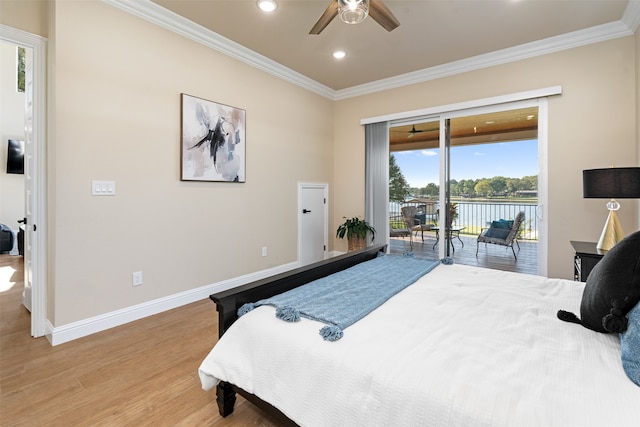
[390, 200, 538, 241]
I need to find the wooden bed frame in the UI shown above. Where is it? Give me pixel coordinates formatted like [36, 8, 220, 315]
[208, 245, 386, 424]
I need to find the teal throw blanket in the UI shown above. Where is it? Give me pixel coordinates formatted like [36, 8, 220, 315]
[238, 253, 448, 341]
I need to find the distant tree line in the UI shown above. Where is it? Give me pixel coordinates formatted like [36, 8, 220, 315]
[389, 154, 537, 201]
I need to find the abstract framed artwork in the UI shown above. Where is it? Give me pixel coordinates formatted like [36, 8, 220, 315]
[181, 93, 246, 182]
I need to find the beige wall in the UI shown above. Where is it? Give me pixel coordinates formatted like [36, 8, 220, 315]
[48, 1, 333, 325]
[0, 0, 48, 37]
[2, 0, 638, 331]
[0, 41, 26, 229]
[334, 36, 638, 279]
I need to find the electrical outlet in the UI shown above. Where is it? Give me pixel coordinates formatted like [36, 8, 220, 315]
[261, 246, 267, 257]
[132, 271, 143, 286]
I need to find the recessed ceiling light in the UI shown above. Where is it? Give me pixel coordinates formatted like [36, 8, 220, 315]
[257, 0, 277, 12]
[332, 50, 347, 59]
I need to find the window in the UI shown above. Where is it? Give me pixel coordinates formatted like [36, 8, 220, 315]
[17, 46, 25, 93]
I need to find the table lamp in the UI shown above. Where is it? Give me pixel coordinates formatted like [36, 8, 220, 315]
[583, 167, 640, 250]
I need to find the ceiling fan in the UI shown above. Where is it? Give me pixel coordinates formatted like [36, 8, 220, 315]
[406, 125, 424, 138]
[309, 0, 400, 35]
[391, 124, 439, 138]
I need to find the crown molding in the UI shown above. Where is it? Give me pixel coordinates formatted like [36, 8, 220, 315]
[335, 19, 635, 100]
[623, 0, 640, 32]
[104, 0, 640, 102]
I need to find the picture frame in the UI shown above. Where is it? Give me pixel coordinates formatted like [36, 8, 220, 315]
[181, 93, 246, 182]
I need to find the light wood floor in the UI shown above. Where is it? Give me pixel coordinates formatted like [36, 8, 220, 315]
[0, 254, 283, 427]
[0, 240, 537, 426]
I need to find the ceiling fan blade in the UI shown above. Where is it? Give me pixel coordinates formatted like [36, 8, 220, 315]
[369, 0, 400, 32]
[309, 1, 339, 35]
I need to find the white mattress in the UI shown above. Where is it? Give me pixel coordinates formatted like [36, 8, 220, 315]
[199, 264, 640, 426]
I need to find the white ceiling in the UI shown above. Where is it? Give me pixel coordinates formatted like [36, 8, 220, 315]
[113, 0, 639, 98]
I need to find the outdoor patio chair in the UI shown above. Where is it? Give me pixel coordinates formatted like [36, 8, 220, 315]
[476, 211, 525, 260]
[417, 202, 439, 226]
[389, 214, 410, 238]
[401, 206, 420, 249]
[401, 206, 436, 249]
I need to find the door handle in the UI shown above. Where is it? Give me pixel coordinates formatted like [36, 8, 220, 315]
[302, 209, 311, 214]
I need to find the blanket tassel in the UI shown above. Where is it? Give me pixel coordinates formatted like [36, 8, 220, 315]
[276, 306, 301, 322]
[320, 325, 344, 341]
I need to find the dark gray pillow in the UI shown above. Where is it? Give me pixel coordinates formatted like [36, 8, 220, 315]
[558, 230, 640, 333]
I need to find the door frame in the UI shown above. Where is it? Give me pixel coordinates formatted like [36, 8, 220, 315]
[0, 25, 48, 337]
[297, 182, 329, 263]
[365, 86, 560, 275]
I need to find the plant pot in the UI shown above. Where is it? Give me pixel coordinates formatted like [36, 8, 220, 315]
[336, 216, 375, 251]
[348, 235, 367, 251]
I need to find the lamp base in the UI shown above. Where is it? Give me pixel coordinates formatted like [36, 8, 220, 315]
[596, 209, 625, 251]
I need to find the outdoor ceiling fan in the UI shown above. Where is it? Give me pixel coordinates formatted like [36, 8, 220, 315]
[391, 124, 439, 138]
[406, 125, 424, 138]
[309, 0, 400, 35]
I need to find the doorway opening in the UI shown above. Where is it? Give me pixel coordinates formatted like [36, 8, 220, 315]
[1, 25, 47, 338]
[388, 107, 539, 275]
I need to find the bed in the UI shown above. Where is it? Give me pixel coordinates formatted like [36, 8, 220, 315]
[199, 240, 640, 426]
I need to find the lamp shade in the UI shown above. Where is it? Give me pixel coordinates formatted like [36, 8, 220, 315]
[583, 167, 640, 199]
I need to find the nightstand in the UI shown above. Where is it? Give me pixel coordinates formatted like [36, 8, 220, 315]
[570, 241, 607, 282]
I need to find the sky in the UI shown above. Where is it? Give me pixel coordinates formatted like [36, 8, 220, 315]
[392, 139, 538, 188]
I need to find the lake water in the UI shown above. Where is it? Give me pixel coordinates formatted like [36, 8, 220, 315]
[391, 200, 539, 240]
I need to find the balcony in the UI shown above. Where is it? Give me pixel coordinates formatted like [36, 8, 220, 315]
[388, 200, 538, 275]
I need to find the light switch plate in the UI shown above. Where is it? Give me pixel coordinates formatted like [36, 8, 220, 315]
[92, 180, 116, 196]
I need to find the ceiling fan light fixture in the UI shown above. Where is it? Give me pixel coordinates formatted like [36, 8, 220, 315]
[257, 0, 277, 13]
[338, 0, 369, 25]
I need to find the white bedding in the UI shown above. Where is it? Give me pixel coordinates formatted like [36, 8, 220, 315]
[199, 263, 640, 426]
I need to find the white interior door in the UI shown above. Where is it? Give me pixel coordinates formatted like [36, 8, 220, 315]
[299, 183, 328, 265]
[21, 61, 34, 312]
[2, 24, 47, 337]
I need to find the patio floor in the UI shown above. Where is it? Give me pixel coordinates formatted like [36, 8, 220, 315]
[389, 230, 538, 275]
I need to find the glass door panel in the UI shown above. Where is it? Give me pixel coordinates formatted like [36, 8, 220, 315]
[389, 120, 440, 257]
[446, 107, 539, 268]
[388, 106, 540, 273]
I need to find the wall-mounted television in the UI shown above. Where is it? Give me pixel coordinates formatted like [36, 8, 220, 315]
[6, 139, 25, 174]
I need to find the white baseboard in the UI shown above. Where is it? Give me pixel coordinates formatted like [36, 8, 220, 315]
[48, 260, 300, 346]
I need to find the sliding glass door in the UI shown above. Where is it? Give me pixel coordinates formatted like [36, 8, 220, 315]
[445, 106, 539, 268]
[388, 101, 542, 272]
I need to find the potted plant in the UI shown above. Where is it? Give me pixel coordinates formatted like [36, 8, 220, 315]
[449, 203, 458, 226]
[336, 217, 376, 251]
[436, 203, 458, 227]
